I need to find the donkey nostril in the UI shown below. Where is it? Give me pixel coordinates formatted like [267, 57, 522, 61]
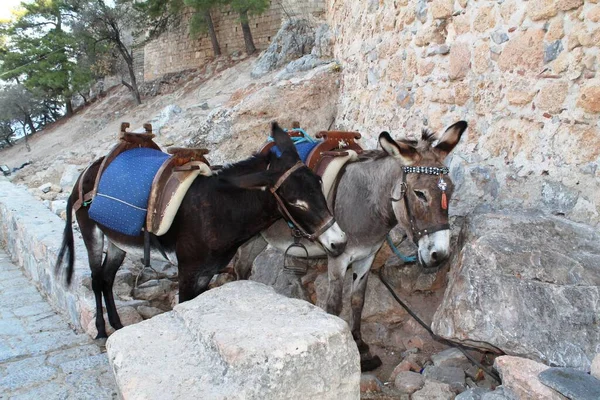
[331, 243, 337, 249]
[431, 251, 438, 261]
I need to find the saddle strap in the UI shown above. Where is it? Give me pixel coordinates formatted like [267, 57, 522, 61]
[72, 157, 104, 213]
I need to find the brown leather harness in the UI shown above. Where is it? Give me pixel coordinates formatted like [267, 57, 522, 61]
[270, 161, 336, 242]
[391, 166, 451, 244]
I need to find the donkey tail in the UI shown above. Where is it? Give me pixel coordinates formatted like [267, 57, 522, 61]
[55, 194, 75, 285]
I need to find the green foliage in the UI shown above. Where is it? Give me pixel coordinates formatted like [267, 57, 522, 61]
[0, 120, 15, 147]
[0, 0, 94, 116]
[131, 0, 184, 42]
[226, 0, 270, 22]
[184, 0, 221, 35]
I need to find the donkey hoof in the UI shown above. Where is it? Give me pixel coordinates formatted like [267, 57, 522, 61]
[95, 332, 108, 340]
[360, 355, 382, 372]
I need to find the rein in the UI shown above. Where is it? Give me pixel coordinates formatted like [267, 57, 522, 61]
[391, 166, 450, 244]
[270, 161, 335, 242]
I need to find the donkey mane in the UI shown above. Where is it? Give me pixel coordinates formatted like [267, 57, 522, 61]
[214, 152, 270, 178]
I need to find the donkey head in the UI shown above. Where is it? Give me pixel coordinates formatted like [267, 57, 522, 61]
[231, 122, 347, 256]
[380, 121, 467, 272]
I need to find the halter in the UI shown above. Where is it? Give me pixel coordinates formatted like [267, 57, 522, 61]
[391, 165, 450, 244]
[270, 161, 336, 242]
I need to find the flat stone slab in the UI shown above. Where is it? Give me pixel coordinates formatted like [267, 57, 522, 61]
[0, 247, 117, 399]
[539, 368, 600, 400]
[106, 281, 360, 400]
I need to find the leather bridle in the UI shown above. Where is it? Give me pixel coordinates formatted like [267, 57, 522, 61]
[391, 166, 450, 244]
[270, 161, 336, 242]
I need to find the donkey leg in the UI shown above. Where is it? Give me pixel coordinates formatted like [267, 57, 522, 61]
[324, 253, 351, 316]
[350, 254, 382, 371]
[102, 242, 127, 331]
[234, 235, 268, 280]
[80, 223, 107, 339]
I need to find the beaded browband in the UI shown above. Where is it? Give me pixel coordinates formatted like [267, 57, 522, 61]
[403, 165, 450, 211]
[403, 166, 449, 175]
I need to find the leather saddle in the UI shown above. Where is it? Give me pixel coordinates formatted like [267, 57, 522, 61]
[77, 122, 212, 237]
[259, 125, 363, 203]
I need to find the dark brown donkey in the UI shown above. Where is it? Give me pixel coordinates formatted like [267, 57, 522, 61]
[56, 123, 347, 338]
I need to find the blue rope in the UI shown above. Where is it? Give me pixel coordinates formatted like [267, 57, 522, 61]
[386, 234, 417, 263]
[267, 128, 318, 145]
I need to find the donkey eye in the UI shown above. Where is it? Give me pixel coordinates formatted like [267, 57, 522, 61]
[414, 190, 428, 203]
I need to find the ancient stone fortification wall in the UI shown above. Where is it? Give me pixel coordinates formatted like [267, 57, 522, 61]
[144, 1, 326, 80]
[327, 0, 600, 226]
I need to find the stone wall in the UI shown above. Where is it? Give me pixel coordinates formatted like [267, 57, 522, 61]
[327, 0, 600, 226]
[0, 179, 91, 331]
[143, 1, 326, 81]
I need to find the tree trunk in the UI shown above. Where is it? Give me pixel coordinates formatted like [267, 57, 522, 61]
[240, 10, 256, 55]
[117, 44, 142, 105]
[204, 10, 221, 57]
[24, 114, 36, 134]
[65, 99, 73, 116]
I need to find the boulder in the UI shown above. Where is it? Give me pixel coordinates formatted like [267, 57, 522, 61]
[493, 356, 567, 400]
[251, 19, 316, 78]
[394, 371, 425, 394]
[432, 212, 600, 370]
[147, 104, 182, 135]
[106, 281, 360, 400]
[59, 165, 80, 190]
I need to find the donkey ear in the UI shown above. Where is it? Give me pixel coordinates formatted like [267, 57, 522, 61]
[220, 172, 276, 191]
[379, 131, 419, 165]
[271, 121, 300, 160]
[432, 121, 467, 158]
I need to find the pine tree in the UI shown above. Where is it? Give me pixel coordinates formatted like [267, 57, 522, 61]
[226, 0, 270, 55]
[0, 0, 92, 117]
[185, 0, 223, 57]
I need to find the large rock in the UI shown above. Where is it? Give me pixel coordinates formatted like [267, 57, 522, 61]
[251, 19, 316, 78]
[432, 212, 600, 370]
[106, 281, 360, 400]
[186, 65, 339, 165]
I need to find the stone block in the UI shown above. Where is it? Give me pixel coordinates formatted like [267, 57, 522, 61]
[539, 367, 600, 399]
[577, 80, 600, 113]
[536, 80, 568, 113]
[498, 29, 545, 72]
[449, 42, 471, 81]
[527, 0, 558, 21]
[106, 281, 360, 400]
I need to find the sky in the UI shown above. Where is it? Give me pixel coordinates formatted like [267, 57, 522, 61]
[0, 0, 24, 21]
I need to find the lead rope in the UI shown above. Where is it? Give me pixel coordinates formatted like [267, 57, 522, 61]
[385, 234, 417, 263]
[377, 266, 503, 383]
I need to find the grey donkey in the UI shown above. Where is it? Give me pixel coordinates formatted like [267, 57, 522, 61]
[235, 121, 468, 370]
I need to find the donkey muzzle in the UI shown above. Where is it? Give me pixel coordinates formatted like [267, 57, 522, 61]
[417, 229, 450, 270]
[318, 221, 347, 257]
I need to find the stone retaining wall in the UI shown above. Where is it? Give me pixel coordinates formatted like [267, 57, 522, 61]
[327, 0, 600, 226]
[0, 178, 92, 331]
[143, 1, 326, 80]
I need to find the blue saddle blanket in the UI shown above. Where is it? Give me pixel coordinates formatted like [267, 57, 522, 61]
[89, 148, 170, 236]
[270, 133, 321, 163]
